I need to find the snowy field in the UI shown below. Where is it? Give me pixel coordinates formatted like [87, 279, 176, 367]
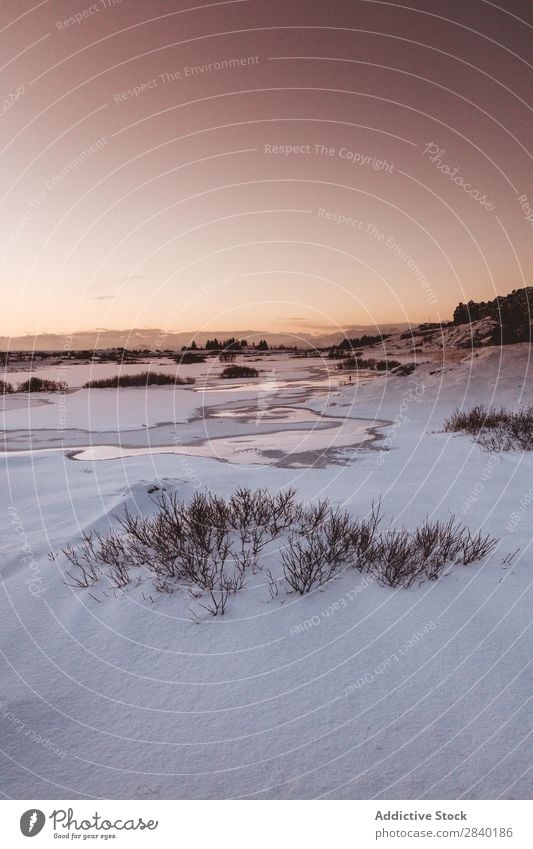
[0, 347, 531, 799]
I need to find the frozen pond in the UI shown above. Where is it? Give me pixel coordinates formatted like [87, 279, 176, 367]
[202, 374, 366, 394]
[67, 408, 384, 467]
[1, 360, 385, 468]
[2, 403, 385, 468]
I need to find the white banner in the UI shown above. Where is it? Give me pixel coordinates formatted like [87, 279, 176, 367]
[1, 800, 531, 848]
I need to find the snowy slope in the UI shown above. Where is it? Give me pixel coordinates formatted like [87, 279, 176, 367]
[0, 346, 531, 799]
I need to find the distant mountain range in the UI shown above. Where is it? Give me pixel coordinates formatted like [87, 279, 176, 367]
[0, 324, 412, 351]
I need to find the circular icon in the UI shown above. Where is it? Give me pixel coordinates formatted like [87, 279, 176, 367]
[20, 810, 46, 837]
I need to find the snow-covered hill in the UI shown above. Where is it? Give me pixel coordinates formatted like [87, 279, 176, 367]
[0, 345, 531, 799]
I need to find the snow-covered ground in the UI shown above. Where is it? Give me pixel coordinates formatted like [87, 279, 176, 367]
[0, 347, 531, 799]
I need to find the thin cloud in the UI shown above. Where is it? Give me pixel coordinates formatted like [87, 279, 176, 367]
[92, 295, 115, 301]
[280, 316, 337, 330]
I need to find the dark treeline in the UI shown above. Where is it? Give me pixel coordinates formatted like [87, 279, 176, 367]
[328, 333, 391, 358]
[204, 338, 269, 350]
[453, 287, 533, 344]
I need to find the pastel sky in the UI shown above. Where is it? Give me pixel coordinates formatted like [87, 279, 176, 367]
[1, 0, 531, 339]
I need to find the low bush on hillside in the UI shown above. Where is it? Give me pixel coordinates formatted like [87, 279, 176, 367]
[444, 404, 533, 451]
[84, 371, 195, 388]
[219, 365, 259, 379]
[176, 352, 206, 365]
[62, 489, 498, 616]
[392, 362, 417, 376]
[337, 357, 412, 374]
[17, 377, 67, 392]
[0, 379, 13, 394]
[375, 359, 402, 371]
[328, 349, 354, 359]
[337, 357, 374, 370]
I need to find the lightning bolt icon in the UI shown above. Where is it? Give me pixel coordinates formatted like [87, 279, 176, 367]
[28, 811, 38, 833]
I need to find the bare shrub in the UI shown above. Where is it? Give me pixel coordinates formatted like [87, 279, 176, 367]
[371, 531, 424, 588]
[350, 500, 383, 571]
[17, 377, 67, 392]
[269, 489, 298, 533]
[118, 499, 184, 578]
[228, 487, 297, 533]
[63, 490, 273, 615]
[282, 503, 381, 593]
[84, 372, 194, 388]
[181, 523, 242, 616]
[337, 357, 375, 370]
[176, 352, 206, 365]
[62, 490, 500, 612]
[282, 535, 330, 594]
[370, 517, 498, 585]
[295, 500, 330, 535]
[375, 359, 402, 371]
[461, 528, 498, 564]
[219, 365, 259, 379]
[392, 363, 417, 376]
[413, 516, 465, 580]
[228, 488, 297, 572]
[62, 535, 105, 588]
[228, 487, 268, 530]
[444, 405, 533, 451]
[444, 404, 503, 434]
